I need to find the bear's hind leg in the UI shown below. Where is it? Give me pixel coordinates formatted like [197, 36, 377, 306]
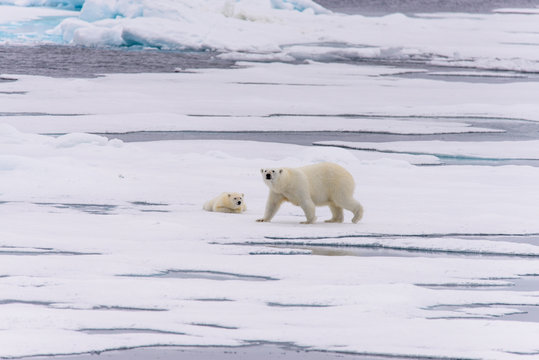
[203, 200, 213, 212]
[338, 198, 364, 224]
[325, 204, 344, 223]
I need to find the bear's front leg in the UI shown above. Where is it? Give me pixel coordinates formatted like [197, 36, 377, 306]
[299, 199, 317, 224]
[256, 192, 284, 222]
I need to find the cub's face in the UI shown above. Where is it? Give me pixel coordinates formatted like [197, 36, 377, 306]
[260, 168, 283, 187]
[227, 193, 244, 209]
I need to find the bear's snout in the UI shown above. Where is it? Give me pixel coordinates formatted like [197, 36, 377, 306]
[237, 201, 242, 205]
[266, 173, 272, 180]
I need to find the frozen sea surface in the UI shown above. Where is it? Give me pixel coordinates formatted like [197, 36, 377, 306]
[2, 1, 539, 360]
[2, 60, 539, 360]
[3, 60, 539, 166]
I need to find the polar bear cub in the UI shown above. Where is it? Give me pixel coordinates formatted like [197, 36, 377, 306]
[204, 192, 246, 213]
[257, 162, 363, 224]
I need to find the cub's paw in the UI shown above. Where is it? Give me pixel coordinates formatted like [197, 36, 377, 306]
[256, 218, 268, 222]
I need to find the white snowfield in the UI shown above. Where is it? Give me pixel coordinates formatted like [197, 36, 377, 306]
[1, 126, 539, 360]
[1, 58, 539, 359]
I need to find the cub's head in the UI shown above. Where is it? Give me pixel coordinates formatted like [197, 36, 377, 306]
[226, 192, 245, 209]
[260, 168, 284, 187]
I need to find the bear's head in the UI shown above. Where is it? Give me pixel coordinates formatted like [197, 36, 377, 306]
[260, 168, 284, 188]
[227, 192, 245, 209]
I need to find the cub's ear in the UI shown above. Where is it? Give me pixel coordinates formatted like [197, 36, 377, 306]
[241, 193, 244, 197]
[227, 193, 231, 197]
[279, 169, 283, 174]
[260, 169, 264, 173]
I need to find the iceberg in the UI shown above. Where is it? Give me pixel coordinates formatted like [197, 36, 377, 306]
[1, 0, 539, 72]
[51, 0, 333, 50]
[270, 0, 330, 14]
[54, 0, 539, 72]
[0, 0, 83, 9]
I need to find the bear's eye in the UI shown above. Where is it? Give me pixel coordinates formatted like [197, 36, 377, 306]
[272, 170, 275, 173]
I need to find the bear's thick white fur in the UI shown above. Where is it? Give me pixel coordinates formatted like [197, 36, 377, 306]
[203, 192, 246, 213]
[257, 162, 363, 224]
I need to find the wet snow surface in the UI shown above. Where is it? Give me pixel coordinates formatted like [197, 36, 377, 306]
[2, 1, 539, 360]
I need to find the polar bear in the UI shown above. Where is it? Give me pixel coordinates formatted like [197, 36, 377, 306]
[257, 162, 363, 224]
[203, 192, 246, 213]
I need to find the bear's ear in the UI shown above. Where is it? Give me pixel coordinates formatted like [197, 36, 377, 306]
[241, 193, 244, 197]
[227, 193, 231, 197]
[279, 169, 283, 174]
[260, 169, 264, 173]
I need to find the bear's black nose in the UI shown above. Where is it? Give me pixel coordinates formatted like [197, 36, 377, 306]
[266, 174, 271, 180]
[237, 201, 242, 205]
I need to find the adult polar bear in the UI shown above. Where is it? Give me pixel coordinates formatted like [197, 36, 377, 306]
[257, 162, 363, 224]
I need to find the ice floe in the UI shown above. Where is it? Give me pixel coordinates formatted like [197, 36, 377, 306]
[2, 62, 539, 127]
[0, 113, 504, 136]
[1, 0, 539, 72]
[315, 140, 539, 160]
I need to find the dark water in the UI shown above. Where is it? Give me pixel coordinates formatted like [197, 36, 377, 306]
[99, 113, 539, 143]
[95, 115, 539, 166]
[25, 344, 403, 360]
[318, 0, 539, 14]
[0, 45, 235, 78]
